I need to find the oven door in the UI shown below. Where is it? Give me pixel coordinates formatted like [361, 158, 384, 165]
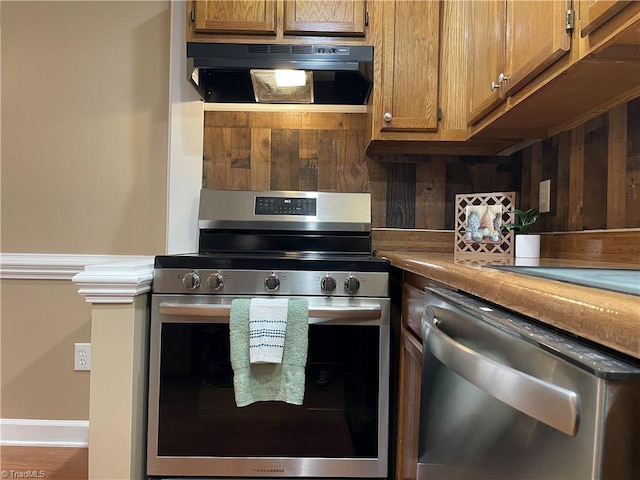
[147, 295, 390, 478]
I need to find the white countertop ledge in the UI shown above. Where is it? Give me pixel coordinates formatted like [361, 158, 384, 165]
[72, 258, 154, 304]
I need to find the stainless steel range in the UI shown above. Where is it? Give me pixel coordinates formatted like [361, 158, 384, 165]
[147, 189, 390, 478]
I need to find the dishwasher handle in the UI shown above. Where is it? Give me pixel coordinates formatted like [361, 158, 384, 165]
[422, 305, 579, 436]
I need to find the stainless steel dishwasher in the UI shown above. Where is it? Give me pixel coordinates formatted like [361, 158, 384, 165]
[417, 287, 640, 480]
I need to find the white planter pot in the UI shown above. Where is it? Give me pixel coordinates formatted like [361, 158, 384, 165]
[515, 234, 540, 259]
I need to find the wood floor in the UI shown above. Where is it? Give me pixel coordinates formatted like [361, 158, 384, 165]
[0, 446, 88, 480]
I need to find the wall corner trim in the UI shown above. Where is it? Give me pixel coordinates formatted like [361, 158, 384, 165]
[0, 418, 89, 447]
[72, 259, 154, 304]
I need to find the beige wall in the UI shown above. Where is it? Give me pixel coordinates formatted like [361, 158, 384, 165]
[1, 1, 171, 420]
[1, 0, 169, 255]
[1, 280, 92, 419]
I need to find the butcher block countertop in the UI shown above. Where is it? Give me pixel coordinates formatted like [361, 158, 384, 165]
[378, 251, 640, 360]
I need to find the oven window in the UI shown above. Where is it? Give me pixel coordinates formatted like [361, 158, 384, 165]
[156, 323, 380, 458]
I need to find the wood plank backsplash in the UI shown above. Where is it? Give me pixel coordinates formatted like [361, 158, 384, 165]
[202, 112, 519, 229]
[519, 97, 640, 232]
[202, 97, 639, 231]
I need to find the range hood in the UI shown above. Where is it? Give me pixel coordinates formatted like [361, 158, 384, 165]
[187, 43, 373, 105]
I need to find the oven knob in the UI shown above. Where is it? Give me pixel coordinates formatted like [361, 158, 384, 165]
[321, 275, 337, 294]
[183, 272, 201, 290]
[207, 272, 224, 291]
[265, 273, 280, 291]
[344, 275, 361, 295]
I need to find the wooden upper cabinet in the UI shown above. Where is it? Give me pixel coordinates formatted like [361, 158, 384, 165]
[283, 0, 366, 36]
[577, 0, 640, 57]
[503, 0, 571, 97]
[378, 0, 440, 133]
[191, 0, 367, 38]
[467, 0, 506, 126]
[367, 0, 511, 154]
[580, 0, 633, 36]
[193, 0, 277, 35]
[467, 0, 572, 126]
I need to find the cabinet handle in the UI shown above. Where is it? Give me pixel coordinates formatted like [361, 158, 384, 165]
[491, 73, 510, 92]
[383, 112, 393, 122]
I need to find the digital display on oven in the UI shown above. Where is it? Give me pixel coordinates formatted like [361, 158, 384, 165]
[255, 197, 317, 216]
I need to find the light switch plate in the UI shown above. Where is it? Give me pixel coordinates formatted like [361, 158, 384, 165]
[539, 179, 551, 213]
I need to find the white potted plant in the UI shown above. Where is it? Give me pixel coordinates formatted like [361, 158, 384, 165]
[504, 208, 541, 259]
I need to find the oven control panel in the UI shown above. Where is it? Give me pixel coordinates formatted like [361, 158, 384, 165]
[155, 269, 389, 298]
[255, 196, 317, 216]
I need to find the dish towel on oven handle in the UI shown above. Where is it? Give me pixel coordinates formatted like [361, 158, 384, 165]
[229, 298, 309, 407]
[249, 298, 288, 364]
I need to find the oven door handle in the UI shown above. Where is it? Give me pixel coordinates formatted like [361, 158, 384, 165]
[422, 306, 579, 437]
[158, 302, 381, 321]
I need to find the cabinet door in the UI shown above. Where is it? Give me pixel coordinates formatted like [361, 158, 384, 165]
[380, 0, 440, 132]
[467, 0, 507, 126]
[396, 328, 423, 480]
[581, 0, 633, 36]
[504, 0, 571, 96]
[194, 0, 277, 35]
[283, 0, 366, 36]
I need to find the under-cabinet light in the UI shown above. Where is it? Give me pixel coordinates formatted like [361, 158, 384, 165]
[275, 69, 307, 87]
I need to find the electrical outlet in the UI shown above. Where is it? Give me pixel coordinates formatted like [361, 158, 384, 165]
[74, 343, 91, 371]
[539, 179, 551, 213]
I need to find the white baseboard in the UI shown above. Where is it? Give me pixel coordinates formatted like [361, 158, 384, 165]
[0, 419, 89, 447]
